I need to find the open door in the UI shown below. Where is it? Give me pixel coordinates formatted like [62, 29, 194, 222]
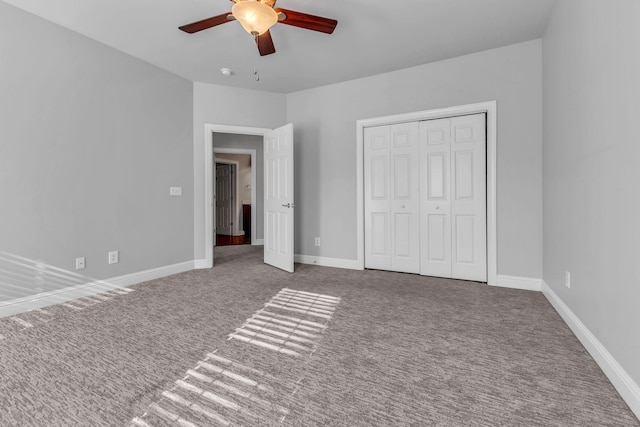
[264, 124, 294, 272]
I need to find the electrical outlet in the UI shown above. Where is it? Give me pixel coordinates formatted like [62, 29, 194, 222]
[565, 271, 571, 289]
[315, 237, 321, 246]
[108, 251, 119, 265]
[75, 257, 85, 270]
[169, 187, 182, 196]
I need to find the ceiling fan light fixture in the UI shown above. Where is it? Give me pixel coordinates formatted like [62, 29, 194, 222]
[231, 0, 278, 36]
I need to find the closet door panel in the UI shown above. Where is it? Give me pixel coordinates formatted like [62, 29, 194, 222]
[389, 123, 420, 273]
[419, 118, 452, 278]
[451, 114, 486, 281]
[427, 213, 448, 262]
[364, 126, 391, 270]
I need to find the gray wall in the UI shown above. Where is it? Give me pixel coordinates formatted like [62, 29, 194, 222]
[0, 3, 193, 287]
[543, 0, 640, 385]
[214, 135, 264, 239]
[287, 40, 543, 279]
[193, 82, 286, 261]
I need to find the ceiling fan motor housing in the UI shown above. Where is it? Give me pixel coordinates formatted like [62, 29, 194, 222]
[232, 0, 279, 36]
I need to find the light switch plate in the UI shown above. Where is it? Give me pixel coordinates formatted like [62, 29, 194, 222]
[75, 257, 85, 270]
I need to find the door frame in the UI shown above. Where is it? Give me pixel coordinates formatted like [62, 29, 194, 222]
[356, 101, 498, 286]
[203, 124, 270, 267]
[214, 150, 257, 240]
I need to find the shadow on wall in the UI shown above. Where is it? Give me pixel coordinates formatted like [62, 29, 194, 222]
[0, 252, 127, 317]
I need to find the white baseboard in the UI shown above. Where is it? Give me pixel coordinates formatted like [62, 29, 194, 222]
[493, 274, 542, 291]
[253, 239, 264, 246]
[542, 281, 640, 420]
[194, 259, 212, 269]
[294, 254, 362, 270]
[107, 261, 194, 288]
[0, 260, 194, 319]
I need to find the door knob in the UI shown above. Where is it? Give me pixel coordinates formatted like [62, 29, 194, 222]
[282, 203, 295, 208]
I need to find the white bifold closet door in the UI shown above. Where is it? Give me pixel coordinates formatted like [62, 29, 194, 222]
[364, 122, 420, 273]
[420, 114, 486, 281]
[364, 114, 486, 282]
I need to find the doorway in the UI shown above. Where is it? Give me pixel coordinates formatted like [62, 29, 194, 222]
[201, 125, 269, 267]
[203, 124, 296, 273]
[213, 147, 258, 250]
[215, 154, 252, 246]
[356, 101, 498, 286]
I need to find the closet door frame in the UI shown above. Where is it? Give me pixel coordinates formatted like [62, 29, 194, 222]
[356, 101, 497, 286]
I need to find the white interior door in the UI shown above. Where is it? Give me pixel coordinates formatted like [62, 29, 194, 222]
[419, 118, 452, 278]
[216, 163, 233, 235]
[450, 114, 486, 281]
[364, 122, 420, 273]
[364, 126, 391, 270]
[264, 124, 294, 273]
[419, 114, 486, 281]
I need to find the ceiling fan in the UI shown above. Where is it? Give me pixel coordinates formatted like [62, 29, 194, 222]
[179, 0, 338, 56]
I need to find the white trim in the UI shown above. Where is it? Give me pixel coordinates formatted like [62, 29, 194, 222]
[214, 148, 257, 243]
[294, 254, 361, 270]
[494, 275, 542, 291]
[201, 124, 271, 269]
[542, 281, 640, 419]
[0, 261, 194, 319]
[194, 259, 212, 269]
[254, 238, 264, 246]
[356, 101, 498, 285]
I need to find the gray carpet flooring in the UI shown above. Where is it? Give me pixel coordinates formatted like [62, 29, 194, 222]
[0, 245, 637, 426]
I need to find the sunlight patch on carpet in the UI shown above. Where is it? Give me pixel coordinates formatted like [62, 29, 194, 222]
[0, 287, 135, 340]
[130, 288, 341, 426]
[229, 288, 340, 357]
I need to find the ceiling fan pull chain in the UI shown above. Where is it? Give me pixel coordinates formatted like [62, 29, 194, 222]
[252, 34, 260, 81]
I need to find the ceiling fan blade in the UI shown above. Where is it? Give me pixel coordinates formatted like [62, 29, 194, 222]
[179, 13, 232, 34]
[256, 30, 276, 56]
[275, 8, 337, 34]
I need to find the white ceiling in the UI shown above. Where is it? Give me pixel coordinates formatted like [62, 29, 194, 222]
[3, 0, 556, 93]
